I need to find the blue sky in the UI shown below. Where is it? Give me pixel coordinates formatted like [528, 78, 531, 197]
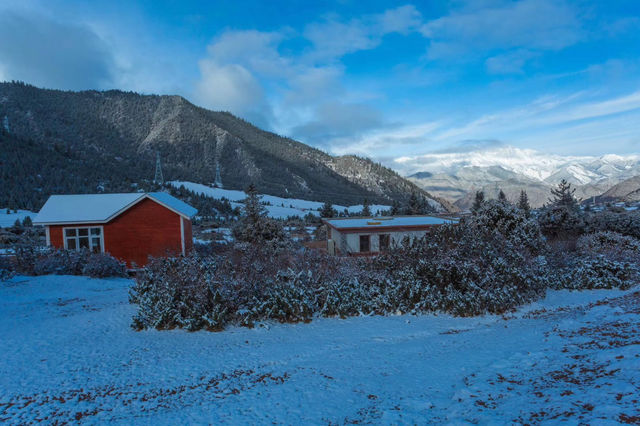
[1, 0, 639, 168]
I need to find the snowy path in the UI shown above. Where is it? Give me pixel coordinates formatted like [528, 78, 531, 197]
[0, 276, 638, 424]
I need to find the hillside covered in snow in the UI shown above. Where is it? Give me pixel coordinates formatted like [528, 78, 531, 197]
[170, 181, 392, 219]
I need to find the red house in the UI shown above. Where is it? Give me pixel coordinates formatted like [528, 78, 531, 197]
[34, 192, 197, 267]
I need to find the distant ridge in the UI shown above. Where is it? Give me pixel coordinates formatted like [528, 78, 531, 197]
[406, 146, 640, 209]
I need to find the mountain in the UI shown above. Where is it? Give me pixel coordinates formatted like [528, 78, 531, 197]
[598, 175, 640, 202]
[0, 82, 449, 211]
[406, 146, 640, 209]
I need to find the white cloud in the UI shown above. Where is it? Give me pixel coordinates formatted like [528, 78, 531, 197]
[192, 6, 419, 140]
[195, 61, 264, 112]
[485, 49, 538, 74]
[304, 5, 422, 60]
[0, 10, 115, 90]
[421, 0, 582, 60]
[204, 30, 289, 76]
[292, 102, 384, 145]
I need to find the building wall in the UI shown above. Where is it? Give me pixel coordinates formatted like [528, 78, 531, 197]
[328, 228, 430, 254]
[183, 217, 193, 253]
[47, 198, 189, 267]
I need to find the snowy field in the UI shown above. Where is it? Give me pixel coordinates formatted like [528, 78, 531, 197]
[1, 275, 639, 424]
[0, 209, 35, 228]
[171, 181, 391, 219]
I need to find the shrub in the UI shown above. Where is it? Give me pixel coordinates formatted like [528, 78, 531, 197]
[33, 249, 90, 275]
[14, 243, 41, 275]
[82, 253, 127, 278]
[0, 255, 14, 281]
[576, 231, 640, 264]
[554, 256, 637, 290]
[12, 243, 128, 278]
[584, 210, 640, 239]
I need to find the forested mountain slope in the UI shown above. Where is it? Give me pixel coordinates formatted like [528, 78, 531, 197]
[0, 82, 449, 211]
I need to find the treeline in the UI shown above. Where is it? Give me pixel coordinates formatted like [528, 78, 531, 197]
[0, 82, 439, 208]
[0, 130, 146, 211]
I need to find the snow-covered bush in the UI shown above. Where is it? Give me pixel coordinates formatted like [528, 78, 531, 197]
[468, 199, 547, 255]
[81, 253, 127, 278]
[373, 217, 550, 316]
[576, 231, 640, 264]
[584, 210, 640, 239]
[33, 249, 90, 275]
[0, 256, 14, 281]
[545, 232, 640, 290]
[131, 206, 554, 331]
[13, 243, 41, 275]
[130, 255, 226, 331]
[13, 244, 128, 278]
[554, 256, 637, 290]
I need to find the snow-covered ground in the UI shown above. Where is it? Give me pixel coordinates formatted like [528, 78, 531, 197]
[171, 181, 391, 219]
[1, 275, 638, 424]
[0, 209, 35, 228]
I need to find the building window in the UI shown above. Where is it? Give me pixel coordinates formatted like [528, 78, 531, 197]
[64, 227, 103, 253]
[359, 235, 370, 253]
[379, 234, 390, 251]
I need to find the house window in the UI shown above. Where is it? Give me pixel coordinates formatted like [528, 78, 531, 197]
[64, 227, 103, 253]
[379, 234, 390, 251]
[359, 235, 370, 253]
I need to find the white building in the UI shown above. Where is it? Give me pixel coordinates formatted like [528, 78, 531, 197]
[323, 216, 457, 255]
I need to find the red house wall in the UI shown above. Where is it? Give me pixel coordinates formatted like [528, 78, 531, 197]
[47, 198, 192, 267]
[183, 218, 193, 253]
[49, 226, 64, 249]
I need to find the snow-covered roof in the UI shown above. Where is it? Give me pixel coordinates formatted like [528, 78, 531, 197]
[34, 193, 197, 225]
[146, 192, 198, 218]
[324, 215, 456, 231]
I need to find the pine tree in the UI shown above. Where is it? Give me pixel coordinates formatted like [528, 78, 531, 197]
[243, 183, 267, 223]
[405, 192, 422, 215]
[538, 179, 584, 238]
[471, 191, 485, 213]
[390, 200, 401, 216]
[22, 216, 32, 227]
[498, 189, 507, 202]
[361, 199, 372, 216]
[517, 190, 531, 217]
[232, 183, 291, 245]
[549, 179, 578, 210]
[320, 201, 337, 218]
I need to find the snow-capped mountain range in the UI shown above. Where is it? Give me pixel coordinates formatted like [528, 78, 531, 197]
[405, 146, 640, 209]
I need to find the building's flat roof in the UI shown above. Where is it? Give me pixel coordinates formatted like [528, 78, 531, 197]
[34, 192, 197, 225]
[323, 215, 456, 230]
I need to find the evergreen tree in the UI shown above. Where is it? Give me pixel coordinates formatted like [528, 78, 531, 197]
[232, 183, 288, 245]
[498, 189, 507, 202]
[320, 201, 337, 218]
[517, 190, 531, 218]
[361, 199, 372, 216]
[405, 192, 422, 215]
[471, 191, 485, 213]
[22, 216, 32, 227]
[243, 183, 267, 223]
[549, 179, 578, 210]
[538, 179, 584, 238]
[390, 200, 401, 216]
